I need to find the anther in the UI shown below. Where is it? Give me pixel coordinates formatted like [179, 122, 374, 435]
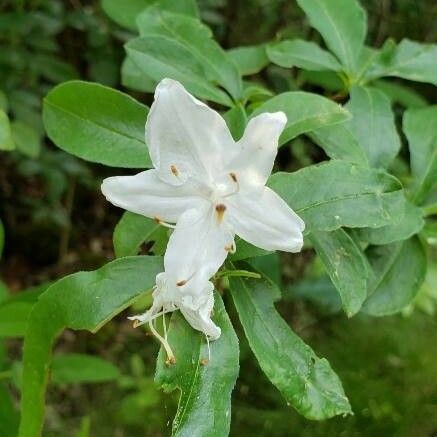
[215, 203, 226, 223]
[154, 216, 176, 229]
[200, 358, 209, 366]
[224, 243, 236, 254]
[229, 172, 237, 183]
[170, 164, 179, 177]
[176, 279, 187, 286]
[132, 319, 141, 328]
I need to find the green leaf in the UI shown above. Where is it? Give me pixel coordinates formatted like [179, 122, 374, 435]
[121, 57, 156, 93]
[296, 0, 367, 72]
[113, 211, 159, 258]
[229, 267, 351, 419]
[0, 218, 4, 258]
[19, 256, 162, 437]
[223, 104, 247, 140]
[101, 0, 199, 30]
[356, 201, 424, 245]
[0, 90, 8, 112]
[252, 92, 350, 145]
[301, 70, 344, 91]
[309, 123, 368, 164]
[11, 121, 41, 158]
[136, 8, 242, 101]
[43, 81, 150, 168]
[311, 229, 368, 316]
[0, 110, 15, 151]
[268, 161, 406, 232]
[368, 39, 437, 86]
[346, 86, 401, 168]
[362, 237, 427, 316]
[404, 105, 437, 205]
[126, 36, 233, 106]
[229, 238, 270, 262]
[0, 384, 19, 437]
[267, 39, 342, 71]
[373, 80, 427, 108]
[51, 353, 120, 385]
[155, 294, 239, 436]
[227, 44, 269, 76]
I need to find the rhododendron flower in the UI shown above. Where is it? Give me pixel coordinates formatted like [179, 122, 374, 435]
[101, 78, 305, 341]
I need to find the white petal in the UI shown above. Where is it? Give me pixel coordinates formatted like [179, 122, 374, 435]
[225, 112, 286, 188]
[146, 78, 235, 185]
[101, 169, 207, 223]
[180, 284, 221, 340]
[226, 186, 305, 252]
[164, 206, 234, 282]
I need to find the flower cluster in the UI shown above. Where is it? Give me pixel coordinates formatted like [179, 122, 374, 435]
[101, 79, 304, 354]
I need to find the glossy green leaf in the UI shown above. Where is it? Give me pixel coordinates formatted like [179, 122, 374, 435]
[51, 353, 120, 385]
[227, 44, 269, 76]
[404, 105, 437, 205]
[356, 201, 424, 245]
[121, 57, 156, 93]
[19, 256, 162, 437]
[268, 161, 406, 232]
[155, 294, 239, 436]
[0, 110, 15, 151]
[43, 81, 150, 168]
[126, 36, 233, 106]
[362, 237, 427, 316]
[136, 8, 242, 100]
[113, 211, 159, 258]
[252, 92, 350, 145]
[311, 229, 368, 316]
[101, 0, 198, 30]
[373, 80, 427, 108]
[229, 268, 351, 419]
[296, 0, 367, 72]
[11, 121, 41, 158]
[267, 39, 342, 71]
[346, 86, 401, 168]
[309, 123, 368, 164]
[368, 39, 437, 86]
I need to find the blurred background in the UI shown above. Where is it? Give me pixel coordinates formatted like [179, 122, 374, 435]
[0, 0, 436, 435]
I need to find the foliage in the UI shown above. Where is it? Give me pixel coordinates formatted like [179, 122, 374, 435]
[0, 0, 436, 436]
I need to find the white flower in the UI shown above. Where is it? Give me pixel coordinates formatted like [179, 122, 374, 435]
[102, 78, 305, 271]
[128, 208, 229, 342]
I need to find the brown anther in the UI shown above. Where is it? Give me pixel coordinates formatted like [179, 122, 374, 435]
[224, 244, 233, 252]
[229, 172, 237, 183]
[215, 203, 226, 223]
[170, 164, 179, 177]
[165, 356, 176, 366]
[153, 216, 161, 224]
[176, 279, 187, 286]
[200, 358, 209, 366]
[132, 319, 141, 328]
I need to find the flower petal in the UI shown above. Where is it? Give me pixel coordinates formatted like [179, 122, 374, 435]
[225, 112, 286, 188]
[227, 186, 305, 252]
[146, 78, 235, 185]
[180, 284, 221, 340]
[101, 169, 206, 223]
[164, 206, 235, 282]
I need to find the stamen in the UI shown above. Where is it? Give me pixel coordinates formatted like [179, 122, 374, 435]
[224, 242, 236, 254]
[221, 172, 240, 199]
[229, 172, 237, 183]
[154, 216, 176, 229]
[170, 164, 179, 177]
[149, 320, 176, 365]
[215, 203, 226, 224]
[176, 279, 187, 286]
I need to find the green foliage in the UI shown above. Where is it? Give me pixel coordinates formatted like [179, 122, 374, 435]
[155, 294, 239, 436]
[43, 81, 150, 168]
[19, 256, 162, 437]
[253, 92, 350, 144]
[229, 268, 351, 419]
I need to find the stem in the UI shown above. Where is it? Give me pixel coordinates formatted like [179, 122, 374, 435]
[215, 269, 261, 280]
